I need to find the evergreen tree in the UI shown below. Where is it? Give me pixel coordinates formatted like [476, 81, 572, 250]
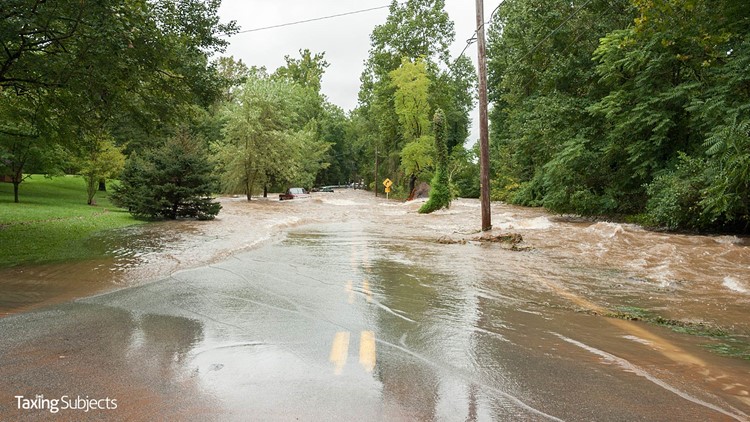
[112, 131, 221, 220]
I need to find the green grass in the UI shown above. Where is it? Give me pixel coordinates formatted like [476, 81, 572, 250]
[605, 306, 750, 361]
[0, 175, 144, 267]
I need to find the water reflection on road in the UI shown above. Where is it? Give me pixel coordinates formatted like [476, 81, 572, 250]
[1, 190, 749, 420]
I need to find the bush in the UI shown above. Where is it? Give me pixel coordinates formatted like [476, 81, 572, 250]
[645, 154, 706, 230]
[112, 132, 221, 220]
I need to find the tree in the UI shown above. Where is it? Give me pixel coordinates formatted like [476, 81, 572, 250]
[390, 57, 435, 196]
[486, 0, 635, 212]
[216, 74, 331, 199]
[76, 132, 125, 205]
[112, 131, 220, 220]
[485, 0, 750, 231]
[356, 0, 459, 194]
[400, 135, 435, 197]
[1, 0, 237, 202]
[391, 57, 431, 141]
[420, 109, 450, 213]
[273, 49, 330, 94]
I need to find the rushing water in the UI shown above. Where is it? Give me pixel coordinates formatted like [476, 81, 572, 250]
[1, 190, 748, 419]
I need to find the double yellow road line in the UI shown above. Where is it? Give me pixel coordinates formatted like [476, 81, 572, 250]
[329, 330, 377, 375]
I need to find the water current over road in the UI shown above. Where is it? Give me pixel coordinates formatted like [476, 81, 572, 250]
[1, 190, 748, 420]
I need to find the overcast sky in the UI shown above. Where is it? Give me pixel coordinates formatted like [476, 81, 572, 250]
[217, 0, 493, 145]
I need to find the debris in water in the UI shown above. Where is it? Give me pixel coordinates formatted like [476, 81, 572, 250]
[472, 232, 530, 251]
[436, 236, 466, 245]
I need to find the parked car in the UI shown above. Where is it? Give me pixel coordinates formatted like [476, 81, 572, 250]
[320, 186, 334, 193]
[279, 187, 310, 200]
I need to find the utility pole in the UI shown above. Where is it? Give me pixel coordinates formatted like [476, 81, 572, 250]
[475, 0, 492, 231]
[374, 144, 379, 197]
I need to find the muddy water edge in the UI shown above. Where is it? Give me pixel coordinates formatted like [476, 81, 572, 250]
[0, 197, 315, 316]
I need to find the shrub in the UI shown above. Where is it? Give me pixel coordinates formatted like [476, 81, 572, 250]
[112, 131, 221, 220]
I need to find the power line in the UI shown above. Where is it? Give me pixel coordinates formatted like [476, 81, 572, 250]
[456, 1, 503, 64]
[224, 5, 391, 36]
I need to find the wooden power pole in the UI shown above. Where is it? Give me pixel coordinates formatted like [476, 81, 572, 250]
[475, 0, 492, 231]
[374, 144, 379, 197]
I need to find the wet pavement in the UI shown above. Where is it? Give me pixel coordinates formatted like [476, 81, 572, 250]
[1, 190, 749, 421]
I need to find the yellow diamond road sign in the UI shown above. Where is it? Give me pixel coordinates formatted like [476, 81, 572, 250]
[383, 178, 392, 188]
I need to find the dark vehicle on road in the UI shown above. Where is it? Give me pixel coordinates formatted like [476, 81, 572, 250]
[279, 187, 309, 200]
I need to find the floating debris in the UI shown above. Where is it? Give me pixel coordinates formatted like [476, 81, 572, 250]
[435, 235, 466, 245]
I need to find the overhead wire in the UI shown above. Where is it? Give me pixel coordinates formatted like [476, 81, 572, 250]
[456, 1, 504, 62]
[222, 4, 391, 36]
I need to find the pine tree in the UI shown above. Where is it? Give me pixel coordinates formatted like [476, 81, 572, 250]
[112, 131, 221, 220]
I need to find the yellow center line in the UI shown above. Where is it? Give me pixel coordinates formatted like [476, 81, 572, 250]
[359, 330, 377, 373]
[329, 331, 350, 375]
[362, 279, 373, 303]
[345, 280, 355, 304]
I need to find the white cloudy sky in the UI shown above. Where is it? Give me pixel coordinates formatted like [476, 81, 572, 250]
[217, 0, 494, 144]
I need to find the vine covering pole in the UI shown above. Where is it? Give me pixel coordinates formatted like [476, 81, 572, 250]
[475, 0, 492, 231]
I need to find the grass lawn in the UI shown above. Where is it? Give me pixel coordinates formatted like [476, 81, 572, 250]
[0, 175, 144, 267]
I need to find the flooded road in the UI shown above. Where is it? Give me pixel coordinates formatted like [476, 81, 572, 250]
[1, 190, 749, 420]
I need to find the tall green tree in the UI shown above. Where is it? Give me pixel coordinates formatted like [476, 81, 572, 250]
[390, 57, 433, 195]
[357, 0, 452, 184]
[216, 74, 331, 199]
[1, 0, 236, 201]
[487, 0, 634, 211]
[420, 109, 450, 213]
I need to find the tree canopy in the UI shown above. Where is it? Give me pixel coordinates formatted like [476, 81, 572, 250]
[486, 0, 750, 231]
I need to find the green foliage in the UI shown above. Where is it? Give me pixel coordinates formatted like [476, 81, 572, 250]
[447, 145, 480, 198]
[390, 57, 431, 141]
[486, 0, 750, 231]
[76, 132, 126, 205]
[112, 131, 221, 220]
[699, 118, 750, 226]
[420, 109, 451, 213]
[273, 49, 329, 94]
[315, 103, 358, 186]
[400, 135, 435, 178]
[0, 0, 236, 202]
[215, 72, 332, 198]
[645, 154, 706, 230]
[355, 0, 473, 194]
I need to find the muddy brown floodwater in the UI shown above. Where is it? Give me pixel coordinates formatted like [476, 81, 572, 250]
[1, 189, 749, 421]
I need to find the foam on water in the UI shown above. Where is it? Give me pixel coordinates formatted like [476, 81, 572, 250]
[322, 199, 364, 206]
[496, 216, 554, 230]
[722, 277, 748, 294]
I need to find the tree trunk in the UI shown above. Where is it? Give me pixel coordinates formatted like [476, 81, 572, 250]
[86, 175, 97, 205]
[263, 184, 268, 198]
[246, 170, 258, 201]
[13, 181, 19, 203]
[11, 167, 23, 203]
[407, 173, 417, 201]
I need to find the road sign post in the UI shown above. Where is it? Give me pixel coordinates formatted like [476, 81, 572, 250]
[383, 179, 392, 200]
